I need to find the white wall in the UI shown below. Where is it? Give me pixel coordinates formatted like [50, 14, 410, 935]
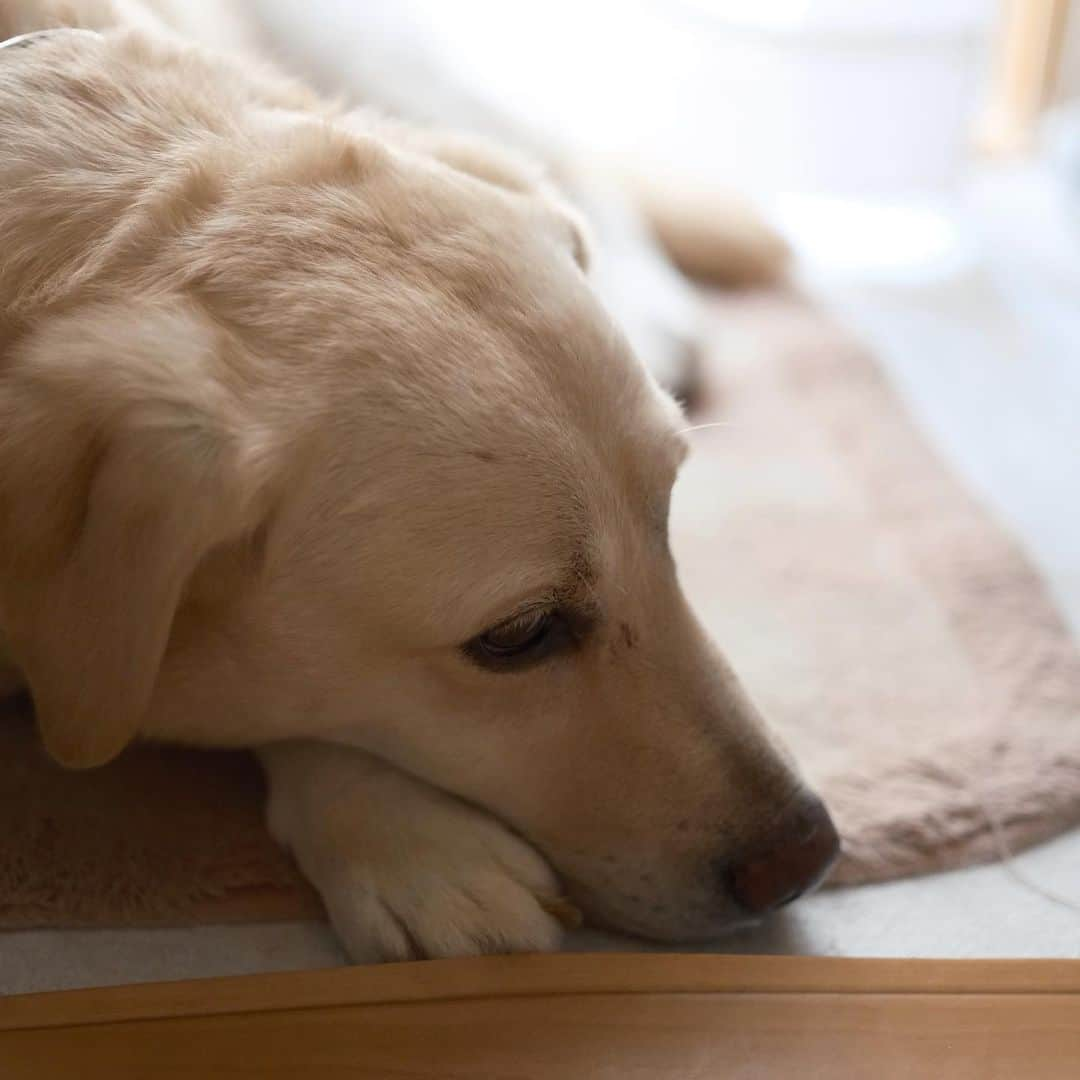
[254, 0, 996, 198]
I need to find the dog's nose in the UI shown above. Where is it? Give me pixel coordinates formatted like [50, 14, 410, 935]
[726, 793, 840, 914]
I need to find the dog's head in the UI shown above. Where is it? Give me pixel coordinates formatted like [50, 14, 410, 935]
[0, 30, 837, 940]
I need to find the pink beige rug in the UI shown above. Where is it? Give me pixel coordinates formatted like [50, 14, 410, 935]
[3, 290, 1079, 928]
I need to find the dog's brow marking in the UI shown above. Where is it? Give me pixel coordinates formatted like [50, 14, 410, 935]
[568, 548, 597, 589]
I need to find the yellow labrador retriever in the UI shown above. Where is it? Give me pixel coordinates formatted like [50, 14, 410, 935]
[0, 1, 838, 960]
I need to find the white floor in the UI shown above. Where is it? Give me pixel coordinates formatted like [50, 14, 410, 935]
[3, 165, 1080, 995]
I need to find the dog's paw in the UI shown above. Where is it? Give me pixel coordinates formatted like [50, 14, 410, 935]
[261, 741, 568, 963]
[319, 806, 567, 963]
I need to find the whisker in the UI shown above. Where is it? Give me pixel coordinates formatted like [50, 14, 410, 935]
[676, 421, 732, 435]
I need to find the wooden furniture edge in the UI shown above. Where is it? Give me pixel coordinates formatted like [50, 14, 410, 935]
[3, 954, 1079, 1032]
[977, 0, 1071, 155]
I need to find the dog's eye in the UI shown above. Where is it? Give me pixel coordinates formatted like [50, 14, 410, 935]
[464, 608, 570, 670]
[478, 610, 553, 656]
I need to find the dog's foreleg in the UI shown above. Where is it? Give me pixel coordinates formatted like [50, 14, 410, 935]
[258, 739, 566, 962]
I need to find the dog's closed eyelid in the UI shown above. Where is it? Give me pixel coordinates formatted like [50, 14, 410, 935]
[460, 603, 597, 673]
[462, 612, 569, 672]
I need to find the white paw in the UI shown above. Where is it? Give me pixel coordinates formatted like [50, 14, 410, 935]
[319, 809, 567, 963]
[262, 743, 569, 962]
[321, 816, 565, 963]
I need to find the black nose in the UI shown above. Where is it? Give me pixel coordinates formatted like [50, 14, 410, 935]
[726, 793, 840, 914]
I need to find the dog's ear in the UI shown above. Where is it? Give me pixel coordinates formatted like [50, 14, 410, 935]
[345, 113, 592, 270]
[0, 299, 275, 767]
[416, 129, 592, 271]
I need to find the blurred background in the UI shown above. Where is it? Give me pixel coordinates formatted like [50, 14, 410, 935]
[253, 0, 1080, 635]
[252, 1, 1070, 265]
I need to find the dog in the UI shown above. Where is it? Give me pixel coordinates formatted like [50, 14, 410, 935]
[0, 1, 838, 961]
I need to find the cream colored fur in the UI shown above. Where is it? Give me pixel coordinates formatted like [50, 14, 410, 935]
[0, 2, 816, 960]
